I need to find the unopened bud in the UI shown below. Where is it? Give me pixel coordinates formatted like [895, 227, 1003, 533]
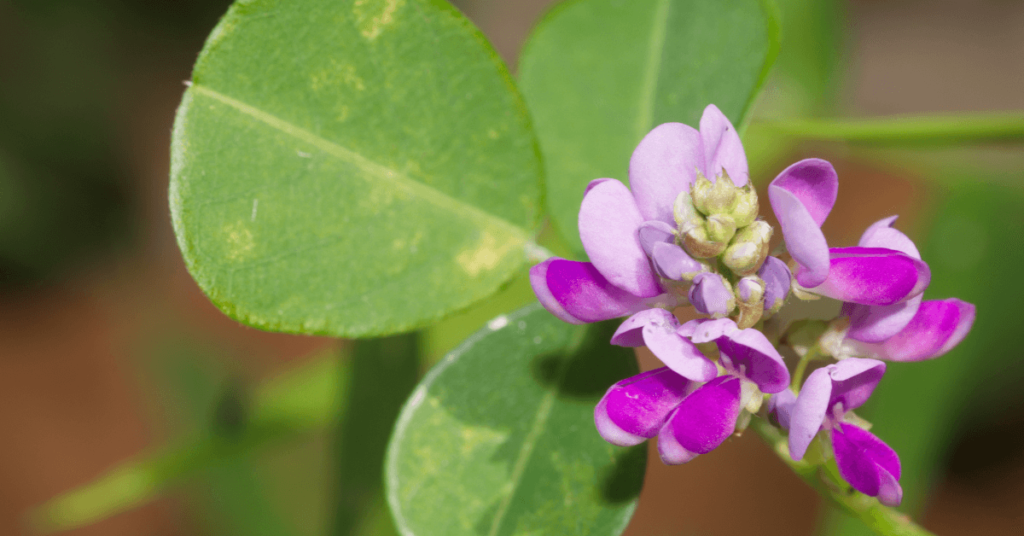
[681, 225, 727, 258]
[688, 272, 735, 317]
[693, 170, 739, 215]
[722, 220, 772, 275]
[690, 173, 714, 214]
[673, 190, 704, 234]
[730, 183, 759, 228]
[706, 214, 737, 243]
[758, 256, 792, 316]
[734, 276, 765, 328]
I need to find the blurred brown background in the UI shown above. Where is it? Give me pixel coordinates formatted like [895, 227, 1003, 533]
[0, 1, 1022, 535]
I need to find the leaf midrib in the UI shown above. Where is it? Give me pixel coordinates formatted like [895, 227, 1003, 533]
[635, 0, 671, 141]
[188, 84, 530, 242]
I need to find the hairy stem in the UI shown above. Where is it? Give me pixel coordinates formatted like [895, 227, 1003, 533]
[753, 419, 936, 536]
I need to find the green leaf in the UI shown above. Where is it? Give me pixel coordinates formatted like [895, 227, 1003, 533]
[518, 0, 779, 254]
[171, 0, 543, 337]
[385, 303, 645, 536]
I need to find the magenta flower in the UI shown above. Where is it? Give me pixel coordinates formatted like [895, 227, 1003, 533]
[596, 317, 789, 465]
[775, 358, 902, 506]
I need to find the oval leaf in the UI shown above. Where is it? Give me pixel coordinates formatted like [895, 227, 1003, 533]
[519, 0, 779, 253]
[386, 303, 645, 536]
[171, 0, 543, 337]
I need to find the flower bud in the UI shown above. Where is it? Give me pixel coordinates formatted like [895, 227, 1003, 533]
[693, 171, 739, 215]
[706, 214, 737, 244]
[651, 242, 704, 281]
[722, 220, 772, 275]
[730, 183, 759, 228]
[734, 276, 765, 328]
[673, 190, 704, 233]
[758, 256, 792, 315]
[681, 225, 727, 258]
[689, 272, 735, 317]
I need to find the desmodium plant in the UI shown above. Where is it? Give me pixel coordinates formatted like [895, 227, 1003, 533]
[32, 0, 1024, 535]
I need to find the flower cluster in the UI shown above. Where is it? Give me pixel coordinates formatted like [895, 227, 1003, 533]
[530, 105, 976, 506]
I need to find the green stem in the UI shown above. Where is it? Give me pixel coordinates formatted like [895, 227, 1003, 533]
[791, 344, 823, 392]
[754, 112, 1024, 145]
[753, 419, 935, 536]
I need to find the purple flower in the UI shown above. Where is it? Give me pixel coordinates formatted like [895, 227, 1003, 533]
[842, 298, 976, 362]
[530, 104, 748, 325]
[778, 358, 903, 506]
[768, 159, 839, 287]
[598, 317, 789, 464]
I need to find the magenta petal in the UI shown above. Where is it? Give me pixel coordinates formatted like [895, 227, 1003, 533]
[629, 123, 704, 224]
[717, 329, 790, 393]
[770, 186, 830, 287]
[788, 368, 831, 460]
[689, 272, 733, 316]
[845, 217, 924, 341]
[828, 358, 886, 411]
[544, 259, 648, 323]
[699, 105, 748, 186]
[832, 423, 902, 505]
[844, 299, 976, 362]
[678, 318, 739, 343]
[769, 159, 838, 227]
[657, 421, 701, 465]
[662, 376, 741, 454]
[643, 321, 718, 383]
[578, 179, 662, 298]
[808, 247, 930, 306]
[594, 367, 690, 446]
[638, 220, 677, 257]
[530, 259, 584, 324]
[759, 256, 792, 312]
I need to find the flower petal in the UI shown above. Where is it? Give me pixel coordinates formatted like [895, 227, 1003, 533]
[788, 367, 831, 460]
[579, 179, 662, 297]
[699, 104, 748, 186]
[652, 242, 703, 281]
[769, 158, 838, 227]
[689, 272, 733, 316]
[629, 123, 703, 224]
[662, 376, 742, 454]
[677, 318, 739, 343]
[768, 159, 838, 287]
[638, 220, 677, 257]
[594, 367, 690, 446]
[843, 299, 976, 362]
[832, 423, 902, 505]
[644, 322, 718, 383]
[610, 308, 673, 347]
[845, 217, 924, 342]
[657, 422, 701, 465]
[768, 388, 798, 430]
[758, 256, 792, 312]
[717, 328, 790, 393]
[541, 259, 648, 323]
[806, 247, 930, 306]
[827, 358, 886, 412]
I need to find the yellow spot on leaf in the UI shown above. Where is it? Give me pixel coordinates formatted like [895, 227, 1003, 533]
[223, 221, 255, 261]
[456, 231, 520, 277]
[354, 0, 404, 40]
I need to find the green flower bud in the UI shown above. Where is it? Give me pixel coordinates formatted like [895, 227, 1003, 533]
[690, 172, 714, 215]
[673, 190, 704, 232]
[681, 225, 727, 258]
[721, 220, 772, 276]
[706, 214, 737, 244]
[730, 183, 759, 228]
[694, 170, 740, 215]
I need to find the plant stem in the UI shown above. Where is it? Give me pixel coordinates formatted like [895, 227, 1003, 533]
[753, 112, 1024, 145]
[791, 344, 823, 392]
[753, 419, 936, 536]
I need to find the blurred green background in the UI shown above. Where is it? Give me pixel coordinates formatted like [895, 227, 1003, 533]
[0, 0, 1022, 535]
